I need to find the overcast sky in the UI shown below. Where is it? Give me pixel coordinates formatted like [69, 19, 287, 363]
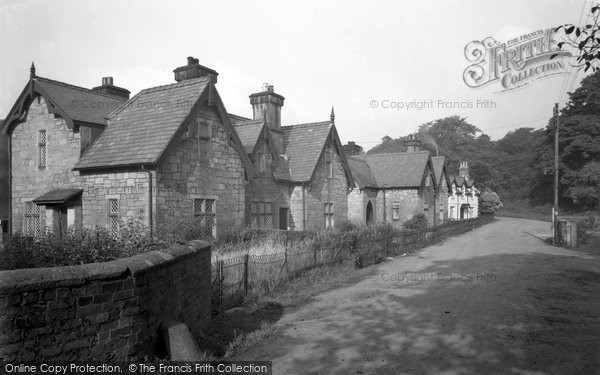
[0, 0, 591, 149]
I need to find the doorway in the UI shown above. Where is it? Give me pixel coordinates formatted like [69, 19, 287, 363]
[366, 201, 374, 225]
[279, 207, 289, 230]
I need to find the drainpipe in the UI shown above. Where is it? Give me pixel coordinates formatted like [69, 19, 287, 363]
[7, 135, 12, 236]
[141, 166, 153, 237]
[382, 190, 387, 223]
[302, 182, 306, 231]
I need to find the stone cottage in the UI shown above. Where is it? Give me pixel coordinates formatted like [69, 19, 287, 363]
[347, 135, 438, 228]
[448, 162, 479, 220]
[431, 156, 450, 224]
[230, 84, 354, 231]
[1, 58, 253, 238]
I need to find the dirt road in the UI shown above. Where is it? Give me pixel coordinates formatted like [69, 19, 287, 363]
[237, 218, 600, 374]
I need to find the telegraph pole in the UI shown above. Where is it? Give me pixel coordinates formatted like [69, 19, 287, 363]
[553, 103, 559, 246]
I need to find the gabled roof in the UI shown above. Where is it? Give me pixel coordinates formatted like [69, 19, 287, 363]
[451, 175, 475, 188]
[347, 157, 377, 188]
[1, 76, 125, 135]
[233, 119, 264, 153]
[281, 121, 333, 182]
[431, 156, 450, 189]
[350, 151, 433, 188]
[75, 78, 210, 169]
[73, 78, 255, 177]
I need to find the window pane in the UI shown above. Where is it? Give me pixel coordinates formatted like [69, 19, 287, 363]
[205, 199, 214, 213]
[194, 199, 203, 216]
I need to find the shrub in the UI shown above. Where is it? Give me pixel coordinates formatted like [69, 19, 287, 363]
[402, 214, 427, 230]
[0, 217, 176, 270]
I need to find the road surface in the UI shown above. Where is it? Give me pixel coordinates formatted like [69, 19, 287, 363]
[237, 218, 600, 374]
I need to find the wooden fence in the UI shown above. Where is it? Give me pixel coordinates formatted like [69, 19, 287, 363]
[211, 213, 494, 311]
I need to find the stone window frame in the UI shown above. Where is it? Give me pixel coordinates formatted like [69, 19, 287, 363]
[250, 200, 273, 229]
[256, 153, 271, 175]
[106, 196, 120, 238]
[392, 201, 400, 220]
[324, 202, 335, 229]
[192, 195, 218, 238]
[325, 150, 333, 179]
[24, 201, 41, 237]
[38, 129, 47, 168]
[197, 118, 212, 166]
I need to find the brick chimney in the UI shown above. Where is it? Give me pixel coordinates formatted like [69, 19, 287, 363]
[459, 161, 470, 180]
[92, 77, 130, 100]
[249, 83, 285, 130]
[173, 56, 219, 83]
[404, 133, 421, 153]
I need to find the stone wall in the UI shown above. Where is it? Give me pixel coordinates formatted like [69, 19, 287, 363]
[295, 143, 349, 231]
[0, 241, 211, 361]
[10, 96, 151, 233]
[155, 104, 245, 236]
[347, 187, 378, 226]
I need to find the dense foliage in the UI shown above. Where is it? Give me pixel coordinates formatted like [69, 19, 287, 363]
[362, 71, 600, 214]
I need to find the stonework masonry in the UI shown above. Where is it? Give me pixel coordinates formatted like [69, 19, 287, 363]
[10, 96, 245, 236]
[155, 104, 245, 235]
[0, 241, 212, 361]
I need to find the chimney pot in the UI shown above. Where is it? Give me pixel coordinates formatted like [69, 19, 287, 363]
[262, 83, 269, 92]
[187, 56, 195, 65]
[267, 85, 274, 92]
[102, 76, 113, 86]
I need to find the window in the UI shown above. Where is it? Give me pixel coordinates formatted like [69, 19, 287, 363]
[326, 151, 333, 179]
[25, 202, 41, 236]
[250, 201, 272, 229]
[194, 198, 216, 236]
[424, 201, 429, 211]
[324, 202, 334, 229]
[392, 201, 400, 220]
[197, 119, 212, 164]
[439, 202, 444, 220]
[107, 199, 120, 238]
[257, 153, 271, 174]
[449, 206, 455, 219]
[38, 130, 47, 168]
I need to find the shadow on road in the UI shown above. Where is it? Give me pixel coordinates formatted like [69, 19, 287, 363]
[276, 249, 600, 374]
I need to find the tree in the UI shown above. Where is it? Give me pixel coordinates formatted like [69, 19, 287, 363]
[530, 70, 600, 209]
[479, 185, 503, 213]
[552, 5, 600, 72]
[566, 161, 600, 214]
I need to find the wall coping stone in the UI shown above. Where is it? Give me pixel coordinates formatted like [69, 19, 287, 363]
[0, 241, 211, 293]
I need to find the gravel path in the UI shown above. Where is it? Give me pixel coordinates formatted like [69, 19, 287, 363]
[237, 217, 600, 374]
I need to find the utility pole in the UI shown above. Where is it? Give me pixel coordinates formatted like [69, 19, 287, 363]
[553, 103, 559, 246]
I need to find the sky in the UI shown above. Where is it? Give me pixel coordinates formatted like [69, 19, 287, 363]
[0, 0, 592, 150]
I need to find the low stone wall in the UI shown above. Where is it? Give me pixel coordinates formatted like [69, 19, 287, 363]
[0, 241, 211, 361]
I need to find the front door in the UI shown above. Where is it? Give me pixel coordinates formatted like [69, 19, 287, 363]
[279, 207, 289, 230]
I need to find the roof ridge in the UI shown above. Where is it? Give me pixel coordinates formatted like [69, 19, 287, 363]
[282, 120, 331, 128]
[139, 77, 208, 95]
[36, 76, 126, 101]
[364, 150, 430, 157]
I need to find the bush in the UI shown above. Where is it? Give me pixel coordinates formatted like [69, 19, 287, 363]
[402, 214, 427, 230]
[0, 217, 178, 270]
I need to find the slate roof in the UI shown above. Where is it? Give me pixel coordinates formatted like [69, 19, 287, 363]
[347, 157, 377, 188]
[33, 188, 83, 205]
[229, 113, 252, 124]
[281, 121, 332, 182]
[75, 77, 209, 170]
[35, 77, 125, 125]
[452, 175, 474, 188]
[350, 151, 431, 188]
[233, 119, 264, 153]
[431, 156, 446, 185]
